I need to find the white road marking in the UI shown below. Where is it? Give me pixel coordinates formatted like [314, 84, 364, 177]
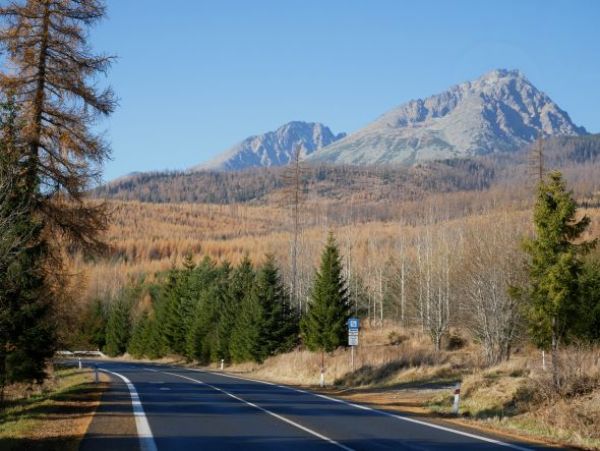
[101, 369, 158, 451]
[144, 368, 159, 372]
[200, 370, 534, 451]
[163, 371, 354, 451]
[159, 387, 171, 391]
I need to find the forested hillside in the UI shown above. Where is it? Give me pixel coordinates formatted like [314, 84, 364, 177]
[95, 135, 600, 206]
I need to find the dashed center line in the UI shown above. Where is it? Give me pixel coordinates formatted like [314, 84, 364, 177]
[163, 370, 354, 451]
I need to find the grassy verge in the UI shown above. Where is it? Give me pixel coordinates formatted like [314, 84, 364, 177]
[425, 358, 600, 450]
[0, 366, 107, 451]
[218, 325, 599, 450]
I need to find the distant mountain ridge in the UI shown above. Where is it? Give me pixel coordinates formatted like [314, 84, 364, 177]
[96, 134, 600, 205]
[192, 121, 346, 171]
[308, 69, 587, 166]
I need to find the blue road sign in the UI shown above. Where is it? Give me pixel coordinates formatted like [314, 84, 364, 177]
[348, 318, 359, 330]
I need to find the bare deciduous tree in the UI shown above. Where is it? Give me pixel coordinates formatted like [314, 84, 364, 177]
[460, 218, 524, 365]
[415, 226, 454, 351]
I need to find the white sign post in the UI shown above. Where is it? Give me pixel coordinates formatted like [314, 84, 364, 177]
[348, 318, 359, 372]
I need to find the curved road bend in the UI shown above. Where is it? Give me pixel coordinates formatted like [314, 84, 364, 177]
[79, 360, 560, 451]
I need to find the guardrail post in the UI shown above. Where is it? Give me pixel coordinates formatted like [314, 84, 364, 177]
[452, 382, 461, 414]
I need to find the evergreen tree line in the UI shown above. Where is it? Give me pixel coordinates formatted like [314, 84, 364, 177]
[85, 236, 351, 365]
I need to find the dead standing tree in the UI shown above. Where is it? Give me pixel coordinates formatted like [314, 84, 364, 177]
[281, 144, 308, 313]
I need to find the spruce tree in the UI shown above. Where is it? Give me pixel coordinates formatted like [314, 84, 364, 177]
[0, 99, 55, 399]
[186, 286, 221, 364]
[258, 255, 298, 355]
[128, 312, 149, 359]
[104, 299, 131, 357]
[230, 289, 266, 363]
[143, 316, 166, 360]
[521, 171, 596, 388]
[162, 265, 195, 356]
[77, 299, 107, 350]
[579, 259, 600, 341]
[302, 233, 350, 357]
[217, 256, 254, 362]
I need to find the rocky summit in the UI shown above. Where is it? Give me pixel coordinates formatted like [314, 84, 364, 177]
[192, 121, 345, 171]
[307, 69, 587, 166]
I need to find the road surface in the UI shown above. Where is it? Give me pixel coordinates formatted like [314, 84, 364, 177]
[78, 360, 558, 451]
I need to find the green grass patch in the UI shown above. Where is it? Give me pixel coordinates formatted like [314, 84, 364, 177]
[0, 367, 96, 451]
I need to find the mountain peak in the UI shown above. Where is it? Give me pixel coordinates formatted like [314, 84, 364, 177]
[308, 70, 586, 166]
[480, 68, 524, 80]
[191, 121, 345, 172]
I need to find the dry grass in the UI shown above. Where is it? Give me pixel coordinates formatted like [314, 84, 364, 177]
[0, 366, 107, 451]
[225, 324, 471, 387]
[427, 346, 600, 450]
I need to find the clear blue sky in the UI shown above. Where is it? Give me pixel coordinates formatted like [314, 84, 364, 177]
[92, 0, 600, 181]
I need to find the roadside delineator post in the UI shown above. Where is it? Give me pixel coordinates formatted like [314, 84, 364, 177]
[78, 358, 82, 370]
[94, 365, 99, 384]
[220, 359, 224, 371]
[452, 383, 461, 414]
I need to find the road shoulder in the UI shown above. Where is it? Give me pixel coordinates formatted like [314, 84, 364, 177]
[79, 371, 139, 451]
[0, 366, 107, 451]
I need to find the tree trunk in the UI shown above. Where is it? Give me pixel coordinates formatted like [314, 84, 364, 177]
[551, 318, 560, 389]
[27, 2, 51, 192]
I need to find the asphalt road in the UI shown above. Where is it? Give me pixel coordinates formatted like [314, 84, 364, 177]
[78, 360, 559, 451]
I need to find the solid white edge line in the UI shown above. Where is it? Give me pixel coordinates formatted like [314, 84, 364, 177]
[163, 371, 354, 451]
[101, 369, 158, 451]
[196, 369, 533, 451]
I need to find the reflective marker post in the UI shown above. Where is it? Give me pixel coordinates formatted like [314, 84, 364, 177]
[94, 365, 99, 384]
[452, 383, 461, 414]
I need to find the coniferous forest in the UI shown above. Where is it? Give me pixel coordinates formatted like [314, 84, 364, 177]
[87, 238, 354, 366]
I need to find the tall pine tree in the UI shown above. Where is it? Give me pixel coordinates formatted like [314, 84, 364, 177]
[104, 298, 131, 357]
[258, 255, 298, 356]
[217, 256, 254, 362]
[301, 233, 349, 370]
[521, 171, 595, 388]
[0, 98, 55, 401]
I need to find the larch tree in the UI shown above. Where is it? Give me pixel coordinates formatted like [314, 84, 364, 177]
[520, 171, 595, 388]
[0, 0, 116, 251]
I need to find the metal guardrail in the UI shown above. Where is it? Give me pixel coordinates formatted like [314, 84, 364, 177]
[55, 350, 107, 357]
